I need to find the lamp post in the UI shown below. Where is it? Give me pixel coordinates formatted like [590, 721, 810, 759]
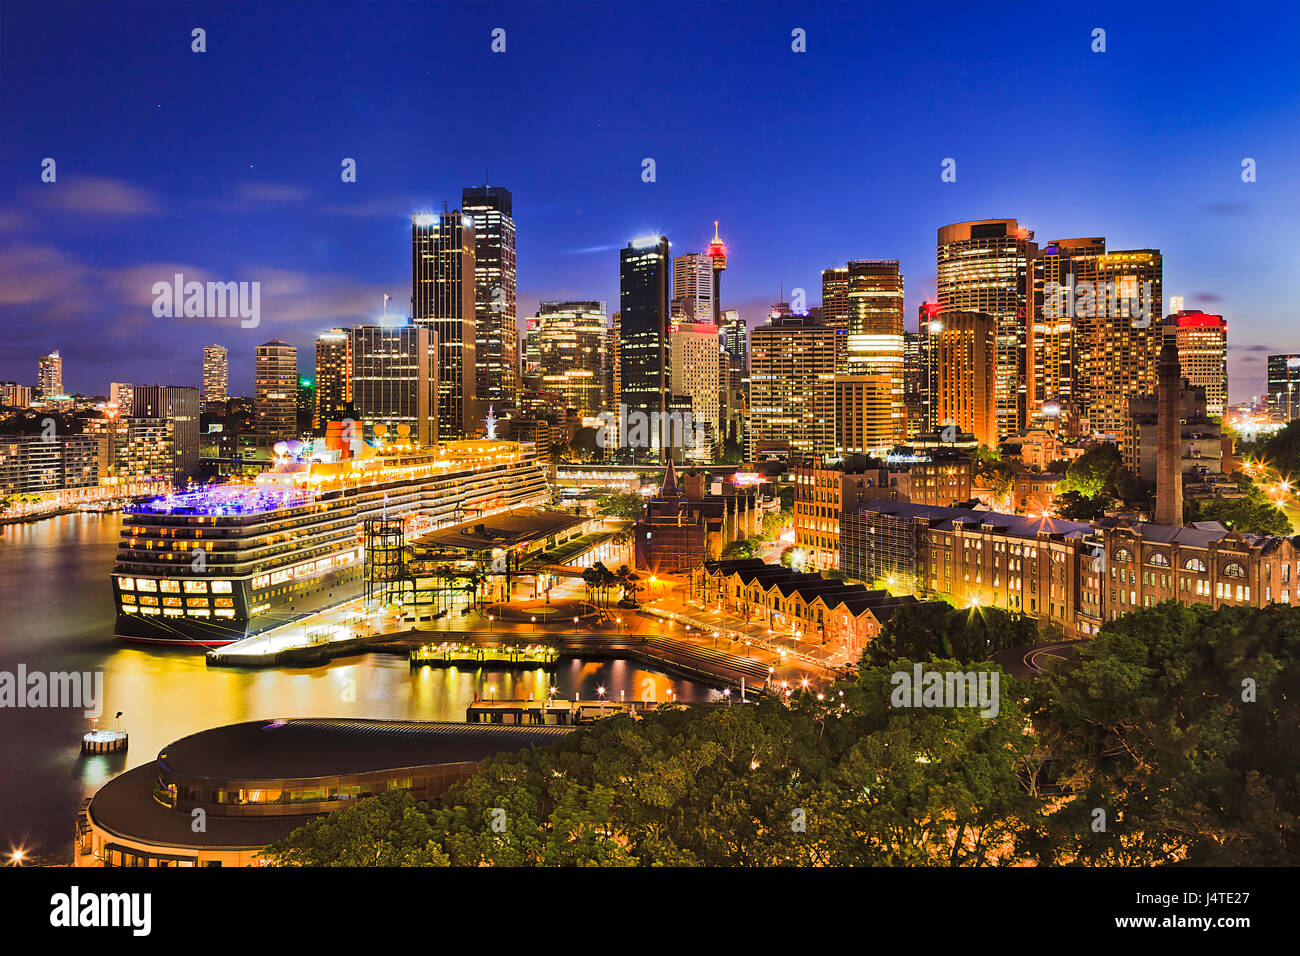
[488, 614, 494, 634]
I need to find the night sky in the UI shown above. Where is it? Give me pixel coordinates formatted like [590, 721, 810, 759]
[1, 1, 1297, 401]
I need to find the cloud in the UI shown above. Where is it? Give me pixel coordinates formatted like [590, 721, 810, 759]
[196, 182, 314, 213]
[1193, 292, 1223, 304]
[26, 175, 163, 217]
[1199, 202, 1250, 217]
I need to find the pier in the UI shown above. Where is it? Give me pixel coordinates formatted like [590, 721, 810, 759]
[466, 697, 660, 726]
[410, 641, 560, 668]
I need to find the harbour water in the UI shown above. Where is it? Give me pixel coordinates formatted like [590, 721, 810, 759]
[0, 513, 712, 864]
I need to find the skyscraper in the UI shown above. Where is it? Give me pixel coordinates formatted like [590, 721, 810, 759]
[254, 340, 298, 446]
[1170, 311, 1228, 418]
[38, 351, 62, 397]
[842, 260, 905, 442]
[349, 325, 436, 446]
[904, 303, 943, 437]
[412, 210, 477, 439]
[669, 321, 721, 457]
[109, 382, 133, 415]
[748, 315, 840, 461]
[936, 311, 998, 449]
[937, 220, 1037, 438]
[1267, 354, 1300, 421]
[1030, 237, 1106, 432]
[314, 329, 353, 429]
[719, 309, 747, 374]
[1071, 248, 1163, 438]
[202, 345, 229, 405]
[535, 301, 608, 419]
[672, 252, 714, 327]
[820, 267, 850, 332]
[619, 236, 671, 461]
[834, 375, 894, 456]
[132, 384, 200, 481]
[462, 185, 517, 414]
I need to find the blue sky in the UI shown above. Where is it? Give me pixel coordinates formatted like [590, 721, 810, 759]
[2, 0, 1297, 400]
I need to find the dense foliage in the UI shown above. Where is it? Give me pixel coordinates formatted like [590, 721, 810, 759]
[264, 602, 1300, 867]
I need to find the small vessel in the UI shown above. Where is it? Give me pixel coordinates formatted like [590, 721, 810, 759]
[81, 715, 128, 754]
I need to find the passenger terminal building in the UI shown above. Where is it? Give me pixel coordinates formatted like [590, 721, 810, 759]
[76, 719, 570, 867]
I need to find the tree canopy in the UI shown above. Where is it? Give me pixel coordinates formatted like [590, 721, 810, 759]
[262, 601, 1300, 867]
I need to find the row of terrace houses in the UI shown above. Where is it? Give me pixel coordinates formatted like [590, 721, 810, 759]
[691, 558, 919, 657]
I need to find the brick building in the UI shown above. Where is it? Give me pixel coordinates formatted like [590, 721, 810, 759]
[840, 499, 1300, 640]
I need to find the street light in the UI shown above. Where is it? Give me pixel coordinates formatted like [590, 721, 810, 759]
[487, 614, 494, 634]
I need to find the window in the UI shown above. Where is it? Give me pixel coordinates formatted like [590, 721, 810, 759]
[1147, 552, 1169, 567]
[1184, 557, 1207, 573]
[1223, 563, 1246, 579]
[1113, 548, 1133, 563]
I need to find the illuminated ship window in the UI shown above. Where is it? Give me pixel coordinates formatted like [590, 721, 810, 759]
[118, 578, 135, 591]
[185, 598, 210, 608]
[162, 596, 183, 608]
[212, 581, 232, 594]
[139, 595, 159, 606]
[187, 610, 211, 618]
[160, 580, 181, 593]
[184, 581, 208, 594]
[121, 594, 136, 605]
[214, 597, 234, 608]
[215, 610, 236, 618]
[141, 607, 160, 615]
[137, 579, 158, 593]
[163, 609, 183, 617]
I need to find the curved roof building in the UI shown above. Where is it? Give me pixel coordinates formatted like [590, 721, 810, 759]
[75, 719, 571, 867]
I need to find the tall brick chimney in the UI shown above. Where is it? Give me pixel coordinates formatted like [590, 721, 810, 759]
[1155, 328, 1184, 526]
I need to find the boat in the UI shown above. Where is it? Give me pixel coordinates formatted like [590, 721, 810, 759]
[112, 423, 549, 646]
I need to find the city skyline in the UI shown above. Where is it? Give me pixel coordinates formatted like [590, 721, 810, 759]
[2, 4, 1298, 400]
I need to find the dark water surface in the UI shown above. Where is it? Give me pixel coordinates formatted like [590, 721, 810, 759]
[0, 513, 712, 864]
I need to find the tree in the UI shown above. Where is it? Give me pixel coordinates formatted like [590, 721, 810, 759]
[719, 537, 760, 560]
[861, 600, 1038, 669]
[569, 426, 601, 460]
[1055, 489, 1112, 521]
[1059, 443, 1124, 499]
[761, 509, 789, 540]
[597, 492, 645, 522]
[262, 790, 450, 866]
[1029, 602, 1300, 865]
[716, 438, 743, 465]
[1189, 486, 1293, 536]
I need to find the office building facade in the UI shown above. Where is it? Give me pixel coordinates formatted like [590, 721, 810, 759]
[314, 329, 353, 429]
[535, 301, 608, 419]
[936, 220, 1037, 439]
[254, 341, 298, 447]
[349, 325, 437, 446]
[619, 237, 671, 460]
[412, 211, 477, 439]
[463, 185, 517, 414]
[202, 345, 229, 405]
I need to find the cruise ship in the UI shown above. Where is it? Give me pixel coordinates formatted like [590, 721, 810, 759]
[112, 424, 549, 646]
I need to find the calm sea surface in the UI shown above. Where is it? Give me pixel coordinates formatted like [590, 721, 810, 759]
[0, 513, 712, 864]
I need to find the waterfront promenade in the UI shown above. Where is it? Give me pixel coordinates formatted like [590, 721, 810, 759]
[206, 592, 838, 693]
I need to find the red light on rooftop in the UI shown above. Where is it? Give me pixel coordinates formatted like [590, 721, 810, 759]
[923, 302, 943, 316]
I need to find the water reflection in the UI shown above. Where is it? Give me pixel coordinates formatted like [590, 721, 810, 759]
[0, 513, 714, 863]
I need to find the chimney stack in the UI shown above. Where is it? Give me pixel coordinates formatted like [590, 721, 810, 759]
[1155, 325, 1183, 526]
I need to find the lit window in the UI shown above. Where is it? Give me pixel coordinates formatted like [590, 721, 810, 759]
[118, 578, 135, 591]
